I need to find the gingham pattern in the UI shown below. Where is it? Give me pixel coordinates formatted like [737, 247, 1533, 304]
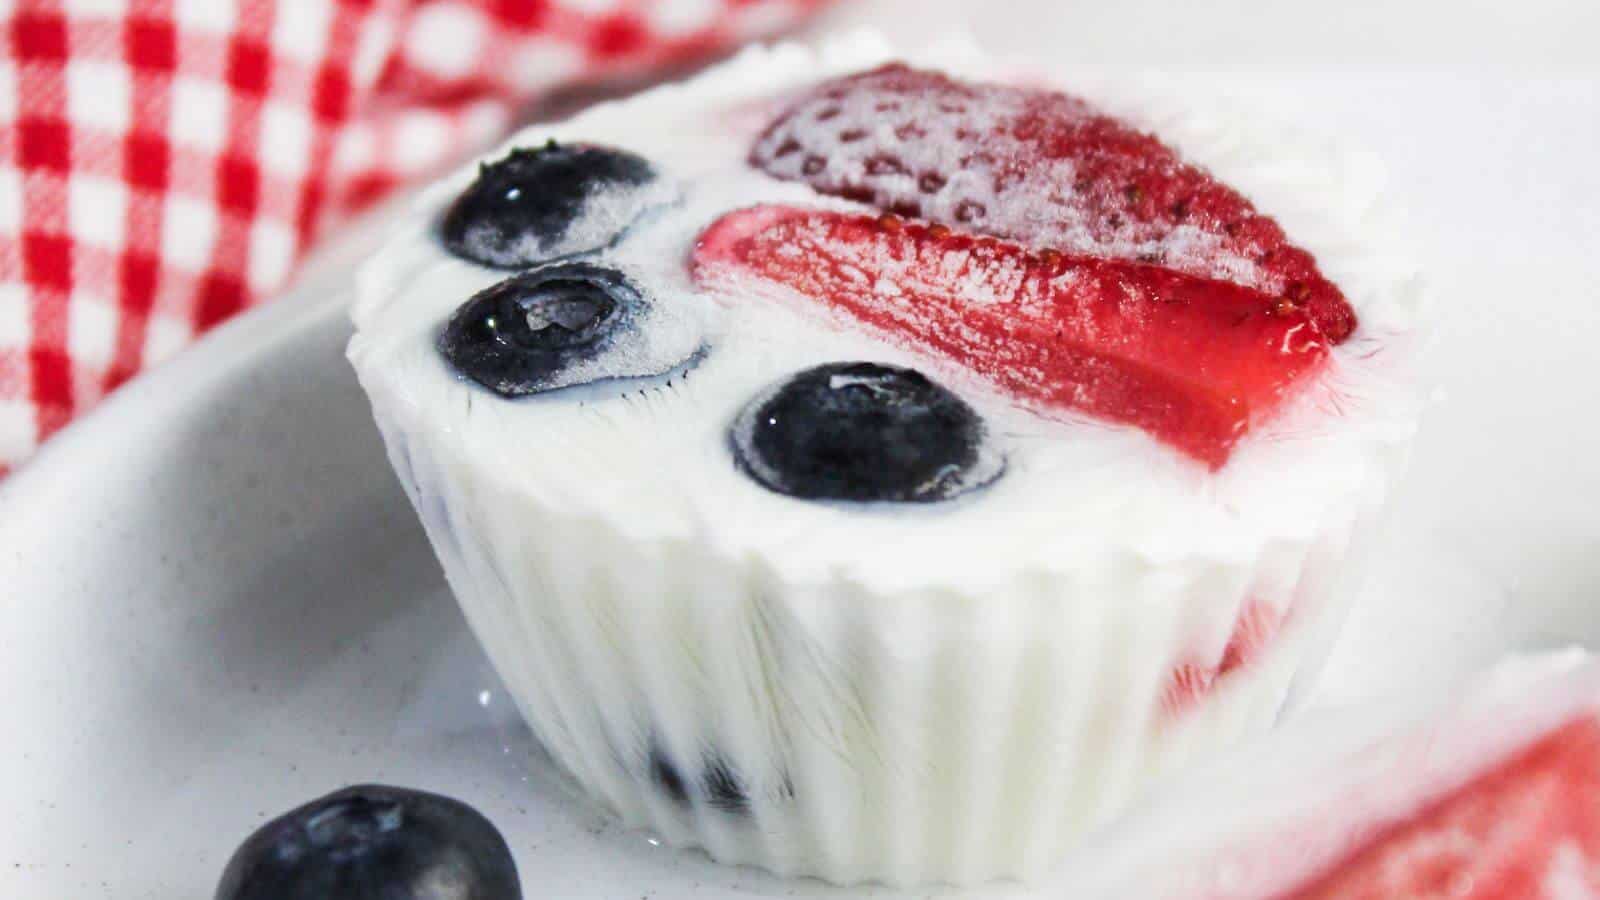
[0, 0, 832, 477]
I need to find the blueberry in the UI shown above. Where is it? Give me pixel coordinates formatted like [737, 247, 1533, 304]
[731, 362, 1001, 503]
[214, 784, 519, 900]
[648, 745, 690, 808]
[440, 141, 657, 268]
[439, 262, 641, 396]
[647, 744, 752, 814]
[702, 757, 750, 814]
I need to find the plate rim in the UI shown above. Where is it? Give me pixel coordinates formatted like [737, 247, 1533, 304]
[0, 203, 394, 526]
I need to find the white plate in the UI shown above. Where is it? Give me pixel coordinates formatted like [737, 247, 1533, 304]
[3, 70, 1596, 898]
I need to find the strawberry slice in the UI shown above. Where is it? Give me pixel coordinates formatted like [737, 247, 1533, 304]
[692, 205, 1330, 469]
[751, 64, 1356, 343]
[1165, 600, 1284, 716]
[1286, 717, 1600, 900]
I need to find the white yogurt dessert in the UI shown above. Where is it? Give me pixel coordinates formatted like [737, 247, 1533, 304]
[348, 35, 1427, 885]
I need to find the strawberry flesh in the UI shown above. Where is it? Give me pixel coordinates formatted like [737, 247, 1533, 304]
[1164, 599, 1284, 715]
[751, 63, 1356, 344]
[1284, 718, 1600, 900]
[692, 205, 1331, 468]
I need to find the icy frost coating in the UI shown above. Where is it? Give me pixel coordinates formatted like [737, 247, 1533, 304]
[439, 142, 677, 268]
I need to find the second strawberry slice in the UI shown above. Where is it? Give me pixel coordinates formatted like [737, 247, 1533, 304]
[751, 64, 1358, 344]
[693, 205, 1332, 469]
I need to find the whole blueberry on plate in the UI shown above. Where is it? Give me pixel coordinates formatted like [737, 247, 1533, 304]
[440, 140, 659, 268]
[731, 361, 1002, 503]
[439, 261, 644, 397]
[215, 784, 519, 900]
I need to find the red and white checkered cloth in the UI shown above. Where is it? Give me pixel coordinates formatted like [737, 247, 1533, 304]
[0, 0, 834, 477]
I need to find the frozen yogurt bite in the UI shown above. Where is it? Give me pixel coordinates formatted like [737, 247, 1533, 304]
[347, 34, 1427, 885]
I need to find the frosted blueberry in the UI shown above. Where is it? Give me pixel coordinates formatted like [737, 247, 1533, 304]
[731, 362, 1001, 503]
[214, 784, 519, 900]
[438, 262, 642, 396]
[440, 141, 658, 268]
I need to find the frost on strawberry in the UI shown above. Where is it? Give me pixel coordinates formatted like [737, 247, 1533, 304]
[751, 63, 1356, 344]
[693, 205, 1330, 468]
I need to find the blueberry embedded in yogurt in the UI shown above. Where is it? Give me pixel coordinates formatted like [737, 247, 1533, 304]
[731, 361, 1003, 503]
[440, 141, 667, 268]
[702, 756, 752, 815]
[439, 261, 702, 397]
[646, 743, 756, 815]
[214, 784, 520, 900]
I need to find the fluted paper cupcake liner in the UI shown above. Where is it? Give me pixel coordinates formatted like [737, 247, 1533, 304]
[367, 398, 1400, 885]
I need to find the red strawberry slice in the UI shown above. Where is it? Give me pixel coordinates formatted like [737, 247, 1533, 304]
[1164, 600, 1284, 716]
[1286, 717, 1600, 900]
[1164, 666, 1220, 718]
[692, 205, 1331, 468]
[751, 64, 1356, 344]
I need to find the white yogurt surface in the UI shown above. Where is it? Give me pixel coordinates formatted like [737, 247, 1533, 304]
[349, 34, 1426, 593]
